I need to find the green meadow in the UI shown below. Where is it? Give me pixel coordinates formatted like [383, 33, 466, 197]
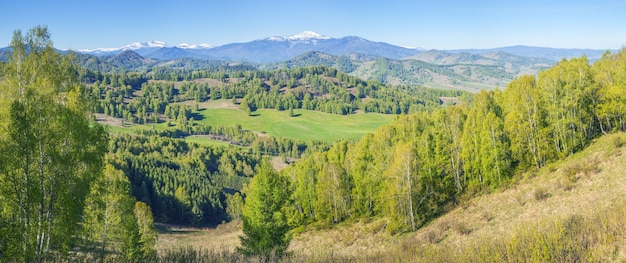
[103, 103, 395, 144]
[196, 108, 395, 143]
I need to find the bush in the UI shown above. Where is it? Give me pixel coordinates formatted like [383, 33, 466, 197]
[613, 136, 624, 148]
[453, 222, 471, 235]
[563, 163, 582, 178]
[581, 157, 601, 176]
[534, 187, 550, 201]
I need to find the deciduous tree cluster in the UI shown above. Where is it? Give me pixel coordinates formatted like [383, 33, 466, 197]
[281, 50, 626, 233]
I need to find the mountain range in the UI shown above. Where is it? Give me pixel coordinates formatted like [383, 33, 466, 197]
[68, 31, 613, 63]
[74, 31, 422, 63]
[0, 31, 615, 91]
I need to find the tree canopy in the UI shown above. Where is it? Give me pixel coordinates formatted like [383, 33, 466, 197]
[0, 26, 108, 261]
[238, 160, 292, 259]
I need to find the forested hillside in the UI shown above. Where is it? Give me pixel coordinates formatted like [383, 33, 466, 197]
[77, 59, 466, 229]
[263, 50, 553, 91]
[68, 48, 552, 91]
[86, 64, 465, 128]
[277, 49, 626, 235]
[153, 48, 626, 262]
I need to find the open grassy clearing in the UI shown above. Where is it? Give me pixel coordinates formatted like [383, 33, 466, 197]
[156, 132, 626, 261]
[195, 101, 394, 143]
[99, 100, 395, 144]
[184, 135, 249, 148]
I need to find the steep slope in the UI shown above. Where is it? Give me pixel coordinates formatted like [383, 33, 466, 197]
[288, 132, 626, 261]
[192, 33, 419, 63]
[145, 47, 197, 60]
[156, 132, 626, 262]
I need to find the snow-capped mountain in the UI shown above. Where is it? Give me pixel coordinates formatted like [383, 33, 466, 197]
[123, 40, 167, 49]
[189, 31, 420, 63]
[266, 31, 331, 42]
[78, 40, 168, 55]
[72, 31, 420, 62]
[176, 43, 214, 49]
[77, 40, 214, 57]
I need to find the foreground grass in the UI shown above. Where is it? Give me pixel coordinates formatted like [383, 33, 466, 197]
[154, 132, 626, 262]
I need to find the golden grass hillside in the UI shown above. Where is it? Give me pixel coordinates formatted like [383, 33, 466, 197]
[156, 132, 626, 262]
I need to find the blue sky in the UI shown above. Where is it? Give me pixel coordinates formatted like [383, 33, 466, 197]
[1, 0, 624, 50]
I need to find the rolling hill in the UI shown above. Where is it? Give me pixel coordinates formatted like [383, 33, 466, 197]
[66, 48, 553, 91]
[263, 50, 554, 91]
[2, 31, 613, 91]
[448, 45, 613, 61]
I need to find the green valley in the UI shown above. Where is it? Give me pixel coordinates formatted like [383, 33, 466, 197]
[111, 101, 394, 143]
[1, 24, 625, 263]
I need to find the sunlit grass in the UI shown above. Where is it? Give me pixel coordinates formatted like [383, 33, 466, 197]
[196, 108, 394, 143]
[102, 101, 395, 144]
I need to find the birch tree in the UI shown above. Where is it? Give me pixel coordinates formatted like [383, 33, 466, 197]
[538, 57, 595, 158]
[0, 26, 108, 262]
[503, 76, 549, 169]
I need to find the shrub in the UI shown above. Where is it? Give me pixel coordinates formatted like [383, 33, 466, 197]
[425, 230, 442, 244]
[453, 222, 471, 235]
[613, 136, 624, 148]
[581, 157, 601, 176]
[534, 187, 550, 201]
[564, 163, 580, 177]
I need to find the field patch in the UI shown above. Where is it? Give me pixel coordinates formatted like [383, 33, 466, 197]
[194, 104, 394, 143]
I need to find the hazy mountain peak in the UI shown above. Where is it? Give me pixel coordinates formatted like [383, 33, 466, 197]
[287, 31, 331, 40]
[266, 31, 331, 42]
[78, 40, 168, 54]
[123, 40, 167, 49]
[176, 43, 214, 49]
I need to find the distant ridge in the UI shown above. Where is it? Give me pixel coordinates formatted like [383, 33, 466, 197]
[447, 45, 614, 61]
[56, 32, 615, 63]
[1, 32, 616, 91]
[70, 31, 420, 63]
